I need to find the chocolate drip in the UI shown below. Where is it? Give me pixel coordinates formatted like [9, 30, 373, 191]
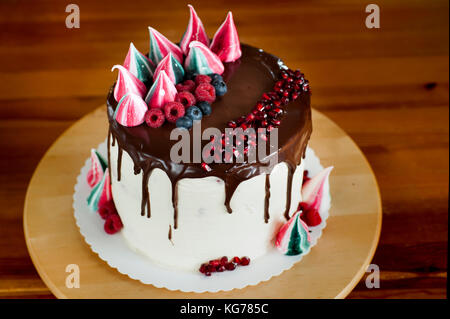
[141, 168, 151, 217]
[107, 129, 112, 179]
[284, 162, 294, 220]
[111, 134, 116, 147]
[168, 225, 172, 240]
[106, 44, 312, 229]
[264, 174, 271, 223]
[173, 183, 178, 229]
[117, 146, 123, 182]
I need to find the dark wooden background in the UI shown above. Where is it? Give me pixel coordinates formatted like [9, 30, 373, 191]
[0, 0, 448, 298]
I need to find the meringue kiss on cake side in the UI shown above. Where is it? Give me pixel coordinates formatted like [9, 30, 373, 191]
[103, 6, 316, 272]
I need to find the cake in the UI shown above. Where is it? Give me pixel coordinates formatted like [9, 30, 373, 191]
[86, 5, 332, 275]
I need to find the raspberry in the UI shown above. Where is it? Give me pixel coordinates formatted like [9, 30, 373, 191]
[195, 83, 216, 103]
[195, 74, 211, 85]
[175, 79, 196, 93]
[104, 213, 123, 234]
[300, 204, 322, 227]
[164, 101, 185, 123]
[98, 200, 116, 220]
[175, 91, 196, 108]
[145, 108, 165, 128]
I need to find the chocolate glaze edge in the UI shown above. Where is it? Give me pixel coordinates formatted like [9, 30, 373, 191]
[106, 43, 312, 229]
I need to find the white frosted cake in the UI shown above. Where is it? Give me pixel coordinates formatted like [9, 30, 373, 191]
[86, 5, 332, 276]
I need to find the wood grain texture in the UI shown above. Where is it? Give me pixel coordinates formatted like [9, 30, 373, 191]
[0, 0, 448, 298]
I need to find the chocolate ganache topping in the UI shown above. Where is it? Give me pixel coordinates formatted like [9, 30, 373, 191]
[107, 43, 312, 227]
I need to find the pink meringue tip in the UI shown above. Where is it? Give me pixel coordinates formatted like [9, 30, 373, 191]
[184, 40, 225, 75]
[180, 4, 210, 55]
[111, 64, 147, 102]
[148, 27, 184, 66]
[210, 11, 242, 62]
[145, 70, 177, 109]
[153, 52, 185, 84]
[87, 149, 107, 188]
[87, 167, 112, 212]
[114, 92, 148, 127]
[123, 42, 155, 86]
[100, 169, 112, 204]
[301, 166, 333, 212]
[275, 211, 311, 256]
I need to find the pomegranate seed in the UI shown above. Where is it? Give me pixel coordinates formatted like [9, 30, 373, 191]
[240, 123, 248, 130]
[209, 259, 220, 267]
[262, 93, 270, 100]
[225, 262, 236, 271]
[199, 263, 208, 273]
[220, 256, 228, 266]
[216, 265, 225, 272]
[267, 125, 274, 132]
[294, 78, 303, 85]
[240, 257, 250, 266]
[246, 113, 255, 122]
[274, 86, 284, 94]
[294, 70, 302, 78]
[209, 265, 217, 272]
[232, 256, 241, 264]
[271, 119, 281, 126]
[287, 77, 294, 83]
[284, 83, 293, 90]
[227, 120, 237, 128]
[294, 84, 301, 91]
[283, 90, 290, 97]
[275, 80, 284, 87]
[202, 163, 212, 172]
[303, 83, 309, 91]
[292, 92, 299, 100]
[281, 71, 288, 79]
[255, 102, 265, 112]
[268, 92, 278, 100]
[281, 97, 290, 105]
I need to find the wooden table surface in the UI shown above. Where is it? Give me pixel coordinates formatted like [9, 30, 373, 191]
[0, 0, 448, 299]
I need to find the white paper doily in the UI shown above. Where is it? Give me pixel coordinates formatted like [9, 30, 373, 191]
[73, 141, 330, 293]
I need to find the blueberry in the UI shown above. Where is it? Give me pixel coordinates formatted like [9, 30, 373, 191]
[185, 106, 203, 121]
[212, 80, 227, 97]
[197, 101, 212, 116]
[176, 116, 193, 129]
[210, 73, 223, 83]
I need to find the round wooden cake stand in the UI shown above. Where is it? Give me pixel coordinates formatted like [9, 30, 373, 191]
[24, 107, 382, 299]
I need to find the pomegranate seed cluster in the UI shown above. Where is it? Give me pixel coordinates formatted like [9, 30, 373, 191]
[199, 256, 251, 276]
[200, 68, 310, 172]
[227, 68, 309, 132]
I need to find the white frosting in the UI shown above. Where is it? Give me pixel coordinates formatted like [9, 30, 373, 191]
[109, 139, 305, 271]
